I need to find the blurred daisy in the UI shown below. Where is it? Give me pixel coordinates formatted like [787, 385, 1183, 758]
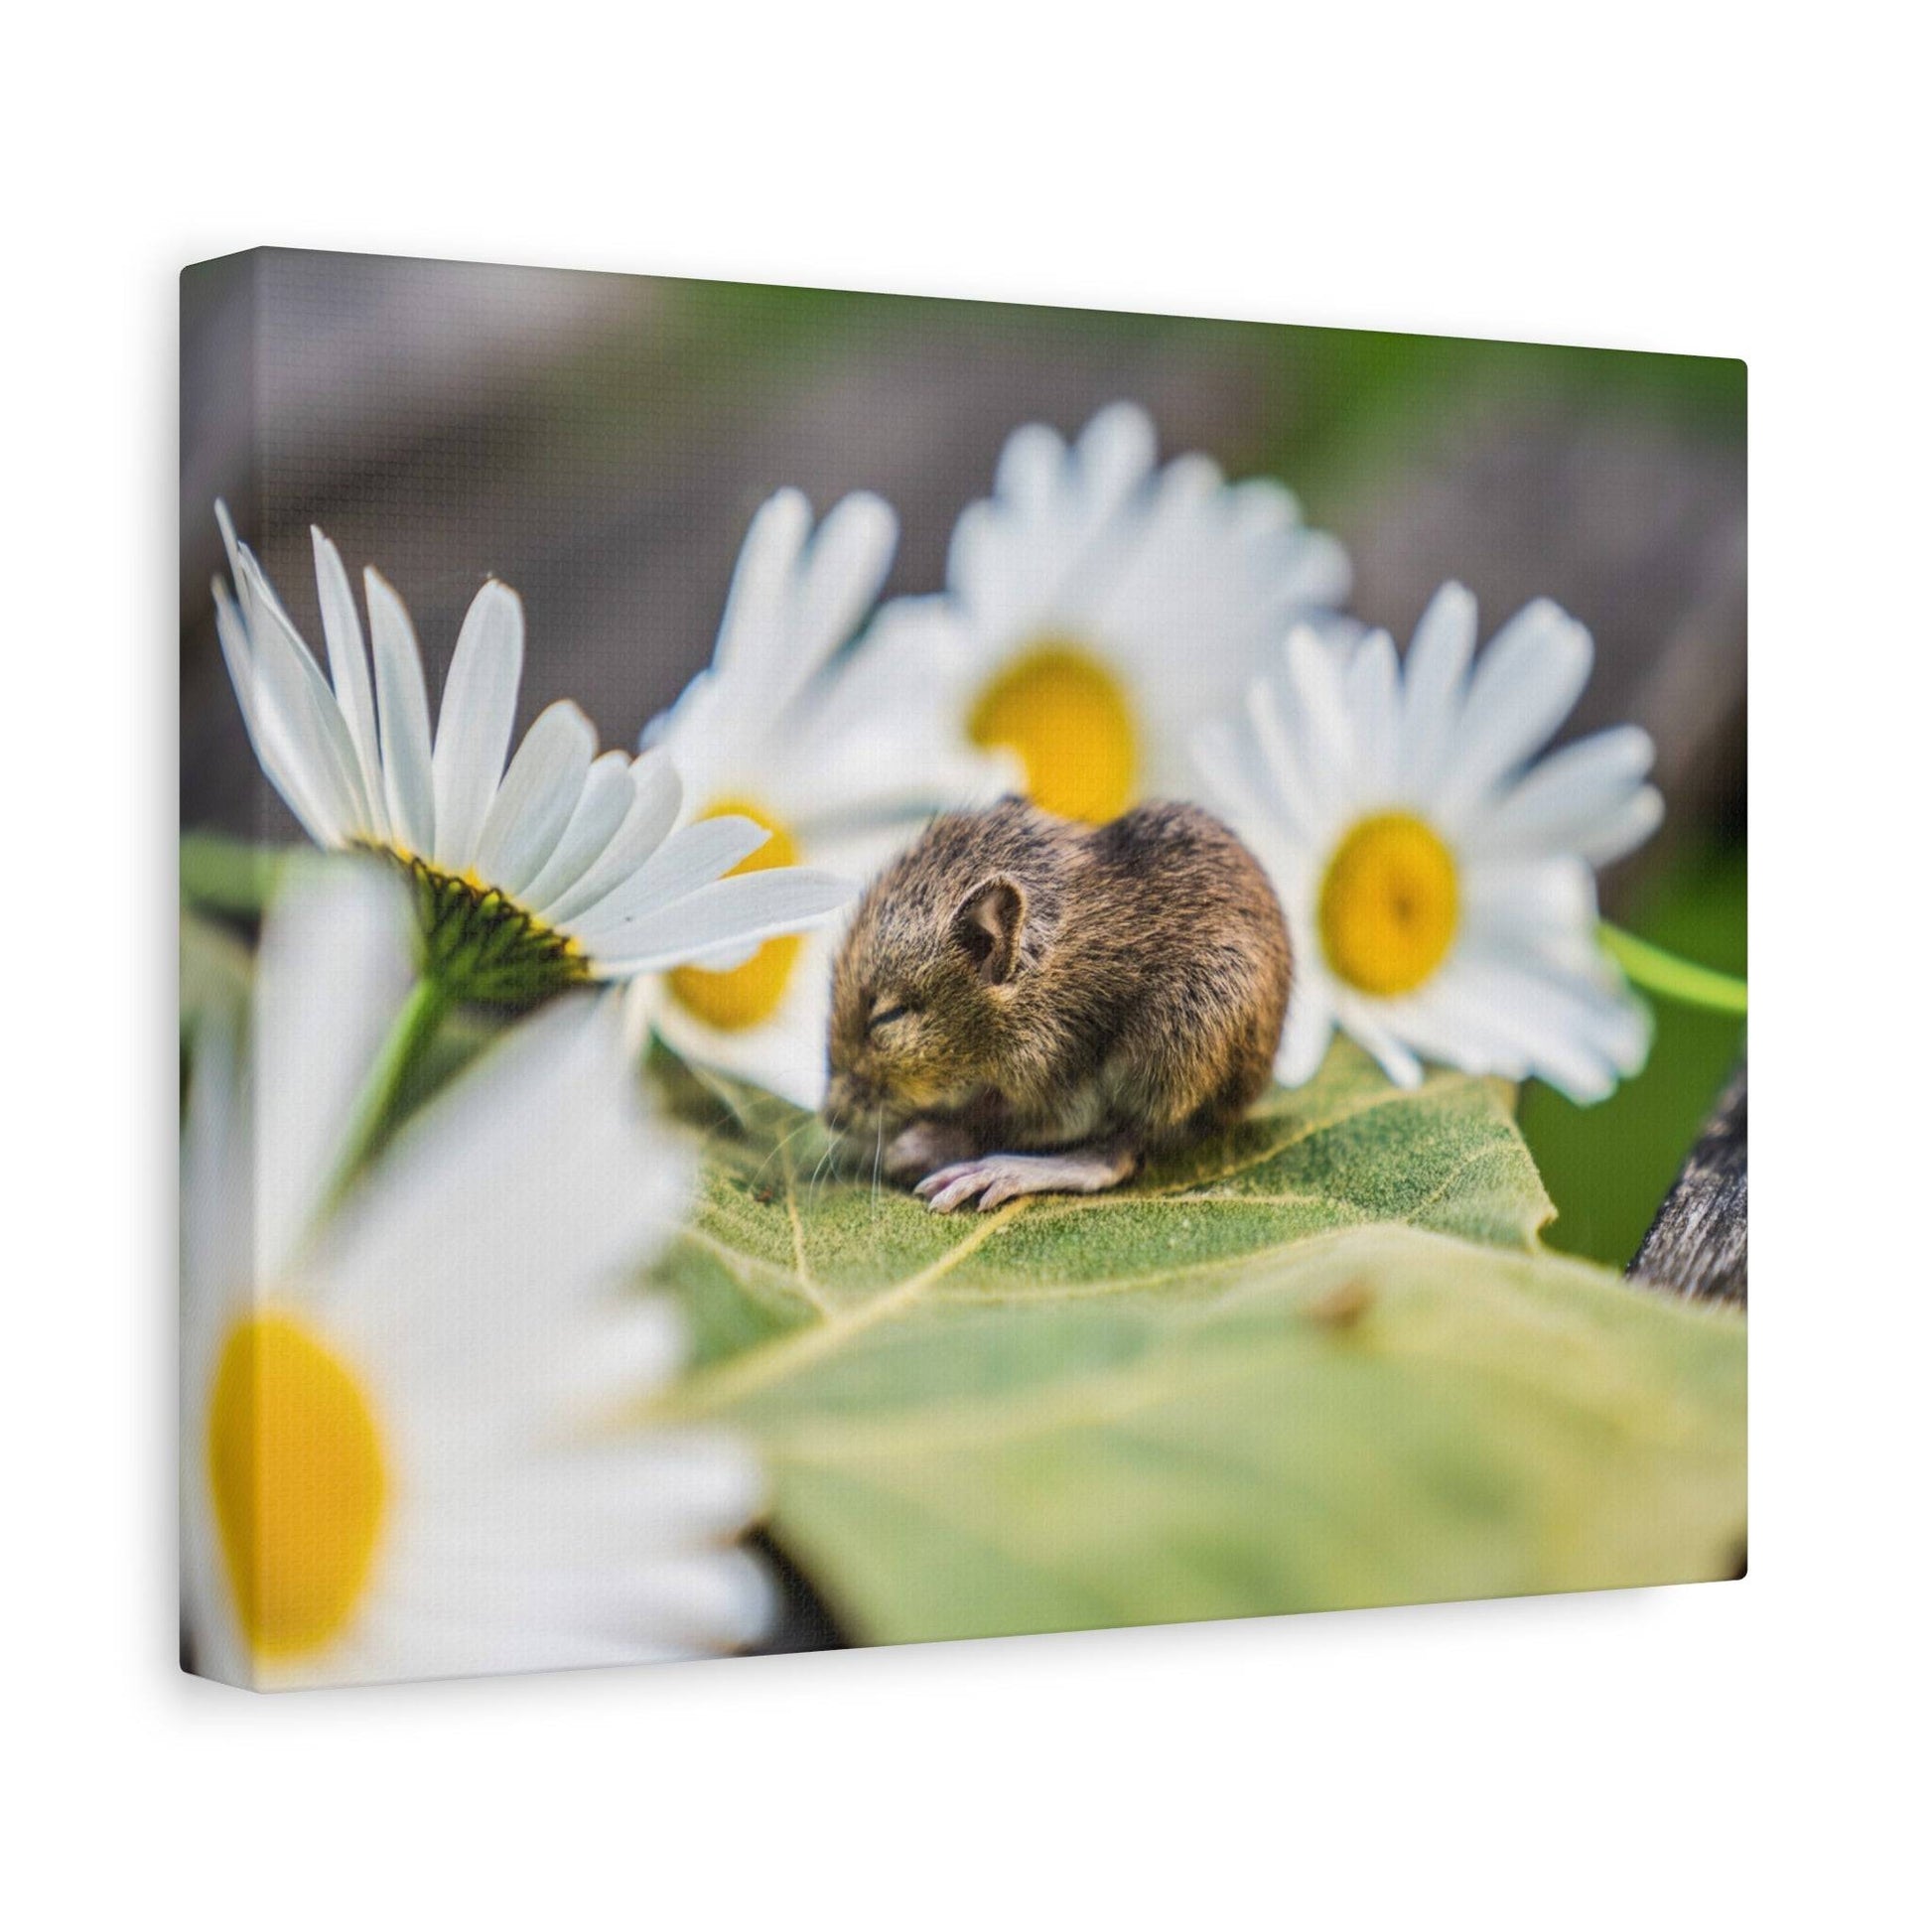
[634, 488, 1007, 1107]
[867, 401, 1352, 825]
[211, 506, 852, 1005]
[181, 862, 773, 1690]
[1196, 585, 1662, 1103]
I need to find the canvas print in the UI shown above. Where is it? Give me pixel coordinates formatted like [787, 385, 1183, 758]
[180, 249, 1746, 1690]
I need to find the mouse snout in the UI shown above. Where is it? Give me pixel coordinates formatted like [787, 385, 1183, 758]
[821, 1069, 878, 1132]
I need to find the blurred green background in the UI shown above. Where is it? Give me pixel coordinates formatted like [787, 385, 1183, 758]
[182, 254, 1744, 1267]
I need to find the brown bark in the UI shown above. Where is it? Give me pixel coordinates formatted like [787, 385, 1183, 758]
[1630, 1055, 1747, 1308]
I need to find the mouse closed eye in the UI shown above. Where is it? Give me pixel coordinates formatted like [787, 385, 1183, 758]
[824, 796, 1292, 1211]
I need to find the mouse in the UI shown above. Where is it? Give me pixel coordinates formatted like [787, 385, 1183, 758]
[822, 796, 1292, 1211]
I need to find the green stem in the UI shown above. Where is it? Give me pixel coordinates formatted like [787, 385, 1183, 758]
[1600, 923, 1747, 1017]
[324, 974, 456, 1208]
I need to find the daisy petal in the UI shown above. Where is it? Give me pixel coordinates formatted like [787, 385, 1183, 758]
[472, 700, 597, 897]
[322, 995, 685, 1343]
[365, 567, 437, 858]
[1282, 625, 1359, 815]
[613, 1548, 776, 1652]
[1242, 675, 1326, 840]
[564, 814, 773, 947]
[1388, 978, 1533, 1081]
[311, 527, 388, 841]
[541, 752, 685, 928]
[1276, 981, 1337, 1086]
[213, 579, 335, 845]
[713, 488, 813, 678]
[1469, 724, 1660, 863]
[430, 581, 524, 874]
[1344, 628, 1400, 797]
[1449, 953, 1652, 1100]
[623, 749, 684, 860]
[1577, 784, 1665, 866]
[521, 752, 635, 916]
[1075, 400, 1159, 510]
[1462, 857, 1603, 961]
[680, 936, 841, 1108]
[232, 547, 369, 842]
[1397, 582, 1479, 792]
[597, 867, 855, 971]
[181, 1008, 246, 1314]
[993, 421, 1071, 513]
[1435, 598, 1593, 816]
[1194, 715, 1293, 840]
[1330, 999, 1425, 1088]
[252, 861, 416, 1278]
[242, 603, 365, 845]
[793, 491, 897, 674]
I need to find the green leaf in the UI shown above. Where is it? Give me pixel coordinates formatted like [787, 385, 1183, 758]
[649, 1042, 1745, 1644]
[180, 903, 254, 1025]
[181, 830, 287, 921]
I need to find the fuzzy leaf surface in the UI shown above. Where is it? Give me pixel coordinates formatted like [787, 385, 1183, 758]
[650, 1046, 1746, 1643]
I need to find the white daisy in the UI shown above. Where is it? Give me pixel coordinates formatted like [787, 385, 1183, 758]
[181, 860, 773, 1690]
[211, 506, 854, 1006]
[864, 400, 1353, 826]
[1196, 584, 1662, 1103]
[633, 487, 1008, 1108]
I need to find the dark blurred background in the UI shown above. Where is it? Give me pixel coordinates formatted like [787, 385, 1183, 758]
[181, 247, 1744, 1268]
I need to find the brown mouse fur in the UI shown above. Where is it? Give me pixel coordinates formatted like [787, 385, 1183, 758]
[824, 797, 1291, 1210]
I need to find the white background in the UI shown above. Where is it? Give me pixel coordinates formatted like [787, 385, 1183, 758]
[3, 3, 1921, 1923]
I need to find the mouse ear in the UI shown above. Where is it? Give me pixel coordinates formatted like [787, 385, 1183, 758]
[950, 876, 1026, 986]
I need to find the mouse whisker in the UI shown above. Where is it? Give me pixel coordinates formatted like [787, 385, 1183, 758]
[751, 1110, 818, 1190]
[806, 1134, 838, 1205]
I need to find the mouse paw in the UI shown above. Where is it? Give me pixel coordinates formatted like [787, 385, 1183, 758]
[914, 1144, 1137, 1212]
[913, 1161, 1012, 1212]
[885, 1119, 979, 1183]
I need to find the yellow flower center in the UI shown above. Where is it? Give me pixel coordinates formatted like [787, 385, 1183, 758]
[1317, 812, 1461, 997]
[669, 799, 802, 1031]
[968, 640, 1139, 823]
[207, 1312, 387, 1660]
